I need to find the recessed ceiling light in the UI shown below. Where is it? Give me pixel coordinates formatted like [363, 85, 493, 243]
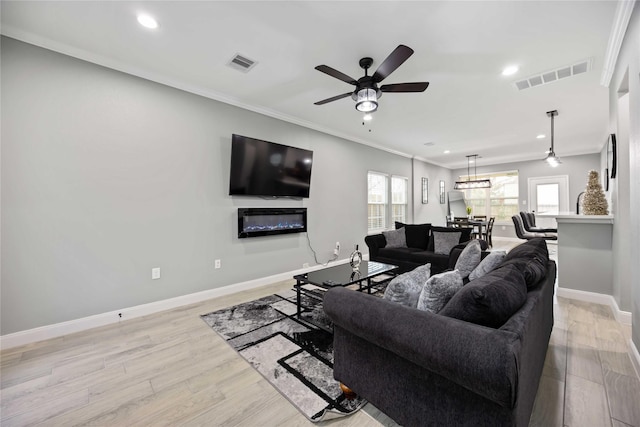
[137, 14, 158, 29]
[536, 134, 546, 139]
[502, 65, 519, 76]
[444, 150, 450, 154]
[363, 114, 373, 121]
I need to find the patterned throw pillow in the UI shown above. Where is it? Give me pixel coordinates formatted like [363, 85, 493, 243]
[469, 251, 507, 281]
[454, 240, 482, 279]
[416, 270, 463, 313]
[433, 231, 461, 255]
[383, 264, 431, 308]
[382, 228, 407, 248]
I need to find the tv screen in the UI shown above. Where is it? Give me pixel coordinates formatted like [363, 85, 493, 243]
[229, 134, 313, 198]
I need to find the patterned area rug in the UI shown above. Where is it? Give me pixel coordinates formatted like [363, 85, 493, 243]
[201, 284, 387, 422]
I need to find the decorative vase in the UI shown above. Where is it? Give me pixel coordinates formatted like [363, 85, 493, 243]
[350, 244, 362, 270]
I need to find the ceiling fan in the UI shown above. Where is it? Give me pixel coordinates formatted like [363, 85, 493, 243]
[313, 45, 429, 113]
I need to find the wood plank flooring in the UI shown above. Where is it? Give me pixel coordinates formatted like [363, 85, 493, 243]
[1, 239, 638, 426]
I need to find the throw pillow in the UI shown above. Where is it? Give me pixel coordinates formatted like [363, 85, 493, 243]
[433, 231, 461, 255]
[427, 226, 472, 251]
[382, 228, 407, 248]
[383, 263, 431, 308]
[500, 257, 547, 289]
[396, 222, 431, 250]
[502, 238, 549, 289]
[439, 264, 527, 328]
[468, 250, 507, 281]
[416, 270, 463, 313]
[454, 240, 482, 279]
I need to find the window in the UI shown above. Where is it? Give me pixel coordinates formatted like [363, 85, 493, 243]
[459, 171, 519, 222]
[391, 176, 408, 224]
[367, 172, 408, 233]
[368, 172, 387, 233]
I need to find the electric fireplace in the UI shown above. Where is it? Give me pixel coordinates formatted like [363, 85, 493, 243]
[237, 208, 307, 238]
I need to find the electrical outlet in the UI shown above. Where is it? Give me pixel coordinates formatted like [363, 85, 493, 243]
[215, 259, 221, 269]
[151, 268, 161, 280]
[334, 241, 340, 255]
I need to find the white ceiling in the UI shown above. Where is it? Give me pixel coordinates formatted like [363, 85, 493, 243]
[1, 1, 617, 169]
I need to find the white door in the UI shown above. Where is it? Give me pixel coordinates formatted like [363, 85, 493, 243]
[528, 176, 569, 228]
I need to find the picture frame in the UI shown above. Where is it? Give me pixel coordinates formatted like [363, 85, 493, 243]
[439, 180, 445, 204]
[607, 133, 617, 179]
[421, 177, 428, 204]
[603, 168, 609, 192]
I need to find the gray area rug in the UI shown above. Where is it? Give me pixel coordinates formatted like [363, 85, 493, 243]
[201, 286, 387, 422]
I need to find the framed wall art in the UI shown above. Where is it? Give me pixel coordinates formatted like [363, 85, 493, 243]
[607, 133, 617, 179]
[422, 178, 428, 204]
[439, 180, 445, 204]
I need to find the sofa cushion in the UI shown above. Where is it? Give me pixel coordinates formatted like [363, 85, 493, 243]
[383, 263, 431, 308]
[454, 240, 482, 279]
[440, 264, 527, 328]
[427, 226, 472, 251]
[433, 231, 462, 255]
[378, 247, 423, 260]
[504, 238, 549, 263]
[469, 250, 507, 281]
[416, 270, 463, 313]
[406, 251, 449, 265]
[395, 222, 431, 250]
[502, 238, 549, 289]
[382, 228, 407, 248]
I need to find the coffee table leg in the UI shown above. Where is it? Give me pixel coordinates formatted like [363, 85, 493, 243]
[296, 280, 302, 318]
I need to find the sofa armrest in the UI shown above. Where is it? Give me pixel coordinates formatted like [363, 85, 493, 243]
[364, 234, 387, 260]
[324, 287, 520, 408]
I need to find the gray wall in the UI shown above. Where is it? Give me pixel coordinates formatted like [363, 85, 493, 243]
[451, 154, 600, 238]
[608, 4, 639, 339]
[1, 37, 416, 334]
[412, 159, 453, 227]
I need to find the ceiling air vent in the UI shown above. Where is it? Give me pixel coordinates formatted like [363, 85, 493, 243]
[514, 58, 592, 91]
[227, 53, 258, 73]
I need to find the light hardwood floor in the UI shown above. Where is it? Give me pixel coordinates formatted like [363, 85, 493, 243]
[1, 239, 639, 426]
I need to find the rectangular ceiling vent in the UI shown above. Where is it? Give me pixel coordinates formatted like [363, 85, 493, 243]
[514, 58, 592, 91]
[227, 53, 258, 73]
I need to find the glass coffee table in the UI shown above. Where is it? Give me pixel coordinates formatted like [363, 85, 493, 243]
[293, 261, 398, 330]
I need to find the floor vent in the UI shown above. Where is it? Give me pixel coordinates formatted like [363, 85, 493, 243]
[514, 58, 591, 90]
[227, 53, 258, 73]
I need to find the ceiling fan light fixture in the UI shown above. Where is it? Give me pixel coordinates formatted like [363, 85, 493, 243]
[355, 88, 378, 112]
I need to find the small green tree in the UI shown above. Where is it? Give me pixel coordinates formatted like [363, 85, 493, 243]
[582, 170, 609, 215]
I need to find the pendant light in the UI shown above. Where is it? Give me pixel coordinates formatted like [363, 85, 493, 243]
[454, 155, 492, 189]
[544, 110, 561, 167]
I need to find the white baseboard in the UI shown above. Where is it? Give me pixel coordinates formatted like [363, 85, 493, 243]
[557, 287, 632, 325]
[630, 339, 640, 381]
[1, 258, 352, 351]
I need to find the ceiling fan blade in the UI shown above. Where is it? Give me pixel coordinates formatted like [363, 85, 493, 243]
[372, 45, 414, 83]
[380, 82, 429, 92]
[314, 92, 353, 105]
[315, 65, 358, 85]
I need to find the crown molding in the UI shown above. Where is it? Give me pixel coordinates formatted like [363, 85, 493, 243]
[1, 28, 415, 162]
[600, 1, 636, 87]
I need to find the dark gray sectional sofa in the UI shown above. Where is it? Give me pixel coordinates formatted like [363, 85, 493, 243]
[324, 239, 555, 426]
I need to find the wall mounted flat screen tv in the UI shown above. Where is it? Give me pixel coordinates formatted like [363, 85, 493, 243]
[229, 134, 313, 198]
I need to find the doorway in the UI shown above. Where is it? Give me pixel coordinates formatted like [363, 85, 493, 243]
[528, 175, 569, 228]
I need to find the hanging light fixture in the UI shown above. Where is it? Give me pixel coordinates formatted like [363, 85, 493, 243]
[454, 155, 492, 189]
[544, 110, 561, 167]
